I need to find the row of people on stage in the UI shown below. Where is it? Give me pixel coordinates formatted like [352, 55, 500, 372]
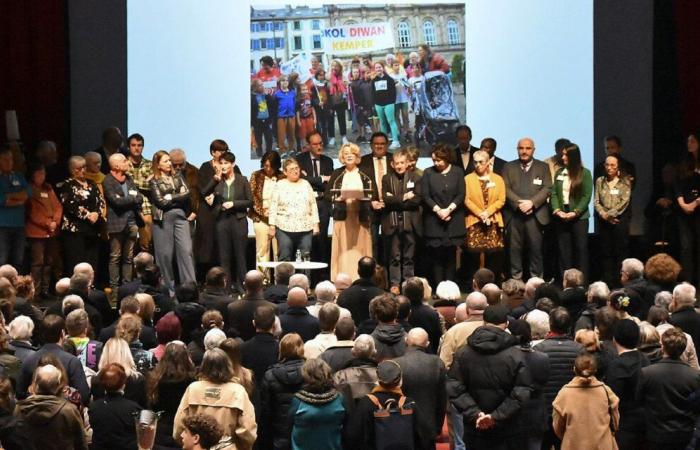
[2, 127, 700, 295]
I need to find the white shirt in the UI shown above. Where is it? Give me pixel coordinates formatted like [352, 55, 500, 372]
[373, 156, 388, 199]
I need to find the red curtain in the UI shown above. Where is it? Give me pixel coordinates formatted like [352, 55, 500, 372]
[0, 0, 68, 158]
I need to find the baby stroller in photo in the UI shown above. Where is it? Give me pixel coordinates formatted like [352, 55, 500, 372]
[413, 70, 460, 145]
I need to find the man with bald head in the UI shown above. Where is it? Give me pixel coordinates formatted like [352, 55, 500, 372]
[481, 283, 502, 306]
[227, 270, 276, 341]
[439, 291, 488, 369]
[280, 286, 320, 342]
[103, 152, 143, 291]
[394, 327, 447, 449]
[502, 137, 552, 280]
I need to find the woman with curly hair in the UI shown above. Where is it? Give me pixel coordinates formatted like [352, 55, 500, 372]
[645, 253, 682, 296]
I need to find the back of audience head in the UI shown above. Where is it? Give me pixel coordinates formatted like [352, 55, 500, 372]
[201, 310, 224, 330]
[334, 273, 352, 293]
[372, 265, 388, 290]
[116, 314, 142, 343]
[301, 359, 333, 392]
[563, 268, 584, 288]
[42, 314, 65, 344]
[587, 281, 610, 307]
[156, 312, 182, 344]
[73, 262, 95, 283]
[534, 282, 561, 304]
[334, 317, 355, 341]
[357, 257, 376, 280]
[549, 307, 571, 335]
[289, 273, 310, 293]
[203, 328, 226, 351]
[662, 327, 687, 360]
[100, 338, 137, 377]
[574, 353, 598, 384]
[613, 319, 640, 350]
[62, 294, 84, 316]
[672, 283, 696, 312]
[609, 289, 640, 316]
[575, 329, 600, 353]
[508, 319, 532, 345]
[65, 309, 90, 338]
[200, 348, 233, 384]
[14, 275, 35, 300]
[134, 252, 154, 277]
[181, 413, 223, 450]
[639, 322, 661, 348]
[176, 282, 199, 304]
[371, 294, 398, 324]
[205, 266, 227, 289]
[99, 362, 128, 393]
[535, 297, 556, 314]
[594, 306, 619, 341]
[502, 278, 524, 299]
[254, 305, 276, 332]
[352, 334, 375, 360]
[436, 280, 461, 302]
[275, 263, 295, 285]
[473, 268, 495, 291]
[287, 287, 308, 307]
[524, 277, 545, 301]
[8, 315, 33, 341]
[135, 293, 155, 324]
[465, 291, 488, 314]
[318, 303, 340, 332]
[454, 303, 468, 323]
[417, 277, 432, 302]
[655, 291, 673, 311]
[402, 277, 424, 306]
[396, 295, 411, 322]
[32, 364, 63, 396]
[69, 273, 90, 294]
[406, 327, 429, 349]
[621, 258, 644, 282]
[645, 253, 681, 286]
[0, 375, 13, 413]
[647, 305, 669, 326]
[481, 283, 502, 306]
[279, 333, 305, 361]
[376, 360, 402, 389]
[0, 265, 18, 285]
[55, 277, 71, 297]
[141, 263, 161, 287]
[525, 309, 550, 340]
[315, 281, 337, 304]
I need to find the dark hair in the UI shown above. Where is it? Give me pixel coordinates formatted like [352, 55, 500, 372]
[205, 266, 228, 289]
[431, 144, 453, 164]
[549, 307, 572, 334]
[120, 295, 140, 315]
[371, 294, 398, 323]
[358, 257, 376, 279]
[396, 295, 411, 321]
[480, 137, 497, 151]
[455, 125, 472, 138]
[534, 283, 562, 305]
[209, 139, 229, 155]
[254, 305, 276, 331]
[155, 312, 181, 344]
[334, 317, 355, 340]
[147, 342, 195, 404]
[403, 277, 424, 306]
[604, 135, 622, 147]
[647, 305, 669, 327]
[473, 268, 495, 290]
[535, 298, 556, 314]
[275, 262, 295, 284]
[182, 414, 223, 449]
[200, 348, 234, 384]
[99, 363, 128, 392]
[42, 314, 65, 344]
[260, 150, 282, 171]
[574, 353, 597, 383]
[610, 289, 640, 316]
[176, 281, 199, 303]
[301, 358, 333, 393]
[0, 375, 14, 413]
[613, 319, 640, 349]
[220, 152, 236, 164]
[508, 319, 532, 345]
[318, 303, 340, 332]
[661, 327, 687, 359]
[127, 133, 144, 146]
[141, 263, 161, 287]
[259, 55, 274, 67]
[151, 150, 170, 179]
[306, 131, 323, 144]
[563, 144, 584, 200]
[370, 132, 389, 145]
[594, 306, 619, 340]
[27, 163, 46, 182]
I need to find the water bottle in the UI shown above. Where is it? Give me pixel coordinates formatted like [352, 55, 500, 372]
[295, 249, 302, 262]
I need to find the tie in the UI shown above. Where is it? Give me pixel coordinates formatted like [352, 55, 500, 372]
[312, 158, 319, 178]
[377, 158, 385, 199]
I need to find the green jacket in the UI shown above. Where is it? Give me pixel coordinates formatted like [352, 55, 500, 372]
[551, 167, 593, 220]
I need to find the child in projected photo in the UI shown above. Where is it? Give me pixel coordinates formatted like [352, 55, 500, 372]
[274, 75, 297, 155]
[312, 69, 332, 146]
[250, 79, 274, 156]
[296, 85, 317, 152]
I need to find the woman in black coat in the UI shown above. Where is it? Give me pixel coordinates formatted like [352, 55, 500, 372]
[201, 152, 252, 294]
[260, 333, 305, 450]
[421, 144, 465, 283]
[0, 375, 35, 450]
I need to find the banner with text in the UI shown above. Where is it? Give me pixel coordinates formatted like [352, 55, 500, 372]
[280, 53, 313, 82]
[322, 21, 394, 55]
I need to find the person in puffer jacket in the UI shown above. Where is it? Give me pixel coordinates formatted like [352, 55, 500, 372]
[446, 305, 532, 450]
[260, 333, 305, 450]
[370, 293, 407, 361]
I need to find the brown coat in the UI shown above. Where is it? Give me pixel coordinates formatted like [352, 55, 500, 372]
[552, 376, 620, 450]
[248, 169, 283, 223]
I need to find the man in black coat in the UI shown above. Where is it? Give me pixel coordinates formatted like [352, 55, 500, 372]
[452, 124, 479, 173]
[533, 307, 583, 450]
[560, 268, 587, 322]
[621, 257, 654, 319]
[298, 132, 334, 277]
[477, 137, 507, 175]
[263, 262, 294, 304]
[394, 328, 447, 449]
[447, 305, 532, 449]
[337, 257, 384, 325]
[638, 327, 700, 450]
[319, 317, 356, 372]
[668, 282, 700, 349]
[279, 287, 320, 342]
[382, 151, 422, 292]
[17, 315, 90, 405]
[227, 270, 276, 341]
[403, 277, 441, 354]
[359, 132, 394, 266]
[370, 293, 407, 361]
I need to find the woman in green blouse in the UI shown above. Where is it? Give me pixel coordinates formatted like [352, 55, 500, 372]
[551, 144, 593, 282]
[594, 154, 632, 286]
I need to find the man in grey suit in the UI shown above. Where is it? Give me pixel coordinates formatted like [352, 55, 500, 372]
[502, 138, 552, 280]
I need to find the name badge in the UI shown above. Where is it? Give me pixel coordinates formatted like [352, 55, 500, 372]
[375, 80, 388, 91]
[11, 180, 20, 186]
[610, 189, 619, 195]
[407, 181, 414, 189]
[533, 178, 543, 186]
[129, 190, 138, 196]
[40, 192, 49, 198]
[486, 182, 496, 189]
[556, 175, 565, 181]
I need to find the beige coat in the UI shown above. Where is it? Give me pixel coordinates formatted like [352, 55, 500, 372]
[173, 380, 257, 450]
[438, 318, 484, 369]
[553, 376, 620, 450]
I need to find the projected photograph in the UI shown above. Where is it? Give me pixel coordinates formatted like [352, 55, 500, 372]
[249, 3, 466, 159]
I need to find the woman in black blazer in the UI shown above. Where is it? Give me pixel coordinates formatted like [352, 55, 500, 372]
[202, 152, 252, 294]
[422, 144, 466, 284]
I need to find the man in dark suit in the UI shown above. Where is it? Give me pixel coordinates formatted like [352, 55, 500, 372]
[298, 132, 333, 275]
[227, 270, 276, 341]
[478, 137, 507, 175]
[502, 137, 552, 280]
[337, 257, 385, 324]
[279, 287, 320, 342]
[359, 132, 394, 266]
[403, 277, 441, 354]
[452, 124, 479, 173]
[382, 150, 422, 292]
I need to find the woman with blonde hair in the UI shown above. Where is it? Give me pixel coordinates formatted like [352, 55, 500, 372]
[326, 143, 373, 279]
[553, 354, 620, 450]
[91, 337, 147, 407]
[220, 338, 254, 397]
[115, 313, 156, 373]
[261, 333, 305, 450]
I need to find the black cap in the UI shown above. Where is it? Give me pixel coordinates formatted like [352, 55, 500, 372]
[376, 360, 402, 386]
[483, 304, 509, 325]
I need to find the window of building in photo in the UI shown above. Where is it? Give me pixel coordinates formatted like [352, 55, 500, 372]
[250, 23, 258, 32]
[447, 19, 460, 45]
[275, 22, 284, 31]
[294, 35, 303, 50]
[276, 37, 284, 48]
[313, 34, 322, 49]
[398, 21, 411, 48]
[312, 19, 320, 30]
[293, 20, 301, 30]
[251, 40, 260, 51]
[259, 38, 266, 49]
[423, 20, 437, 46]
